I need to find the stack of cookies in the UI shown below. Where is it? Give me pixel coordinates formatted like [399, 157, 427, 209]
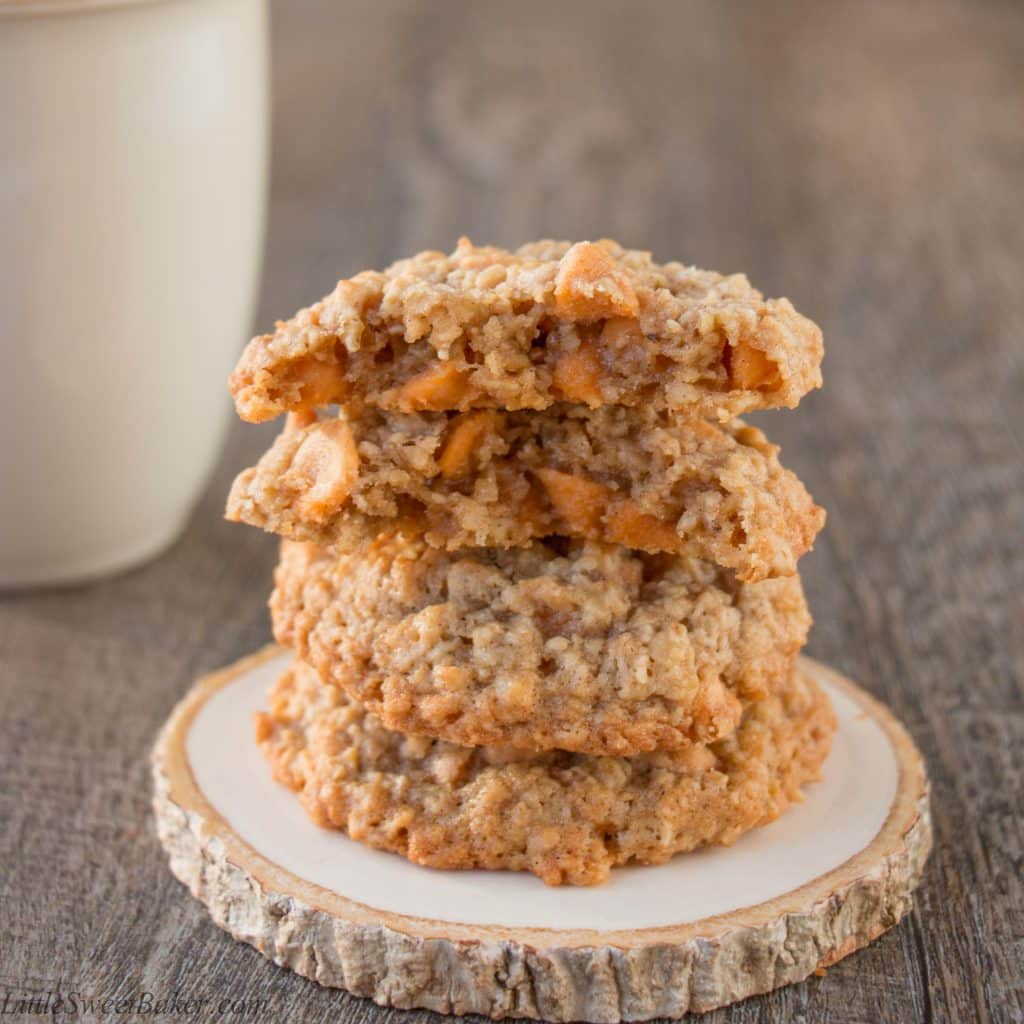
[226, 239, 834, 886]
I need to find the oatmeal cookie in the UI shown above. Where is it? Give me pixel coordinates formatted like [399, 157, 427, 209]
[256, 658, 835, 886]
[230, 238, 822, 422]
[227, 406, 823, 582]
[270, 536, 812, 756]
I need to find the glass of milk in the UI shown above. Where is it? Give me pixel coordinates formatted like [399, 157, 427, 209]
[0, 0, 269, 585]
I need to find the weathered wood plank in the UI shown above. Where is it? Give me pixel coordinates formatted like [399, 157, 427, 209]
[1, 0, 1021, 1020]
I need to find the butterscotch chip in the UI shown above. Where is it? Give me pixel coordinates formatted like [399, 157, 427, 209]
[229, 238, 823, 421]
[285, 408, 319, 433]
[227, 404, 824, 582]
[232, 417, 360, 528]
[281, 419, 360, 523]
[604, 501, 686, 552]
[269, 536, 812, 756]
[553, 242, 639, 321]
[533, 467, 611, 535]
[550, 337, 604, 405]
[398, 362, 474, 410]
[729, 341, 782, 391]
[436, 410, 503, 478]
[256, 658, 835, 886]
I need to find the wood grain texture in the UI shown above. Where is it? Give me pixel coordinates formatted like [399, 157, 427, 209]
[0, 0, 1021, 1021]
[151, 649, 932, 1021]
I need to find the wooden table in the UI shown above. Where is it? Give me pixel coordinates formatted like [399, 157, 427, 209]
[2, 1, 1021, 1020]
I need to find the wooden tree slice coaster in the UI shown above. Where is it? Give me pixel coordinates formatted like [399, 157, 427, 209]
[152, 646, 932, 1022]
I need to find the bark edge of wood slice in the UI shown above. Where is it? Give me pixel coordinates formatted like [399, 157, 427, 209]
[151, 646, 932, 1022]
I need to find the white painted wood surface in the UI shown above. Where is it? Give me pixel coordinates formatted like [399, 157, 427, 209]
[152, 648, 932, 1020]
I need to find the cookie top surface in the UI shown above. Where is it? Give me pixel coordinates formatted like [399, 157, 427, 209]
[229, 238, 823, 421]
[270, 535, 812, 756]
[257, 658, 835, 886]
[227, 405, 824, 581]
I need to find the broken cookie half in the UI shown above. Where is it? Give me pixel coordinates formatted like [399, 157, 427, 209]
[229, 238, 823, 423]
[226, 403, 825, 583]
